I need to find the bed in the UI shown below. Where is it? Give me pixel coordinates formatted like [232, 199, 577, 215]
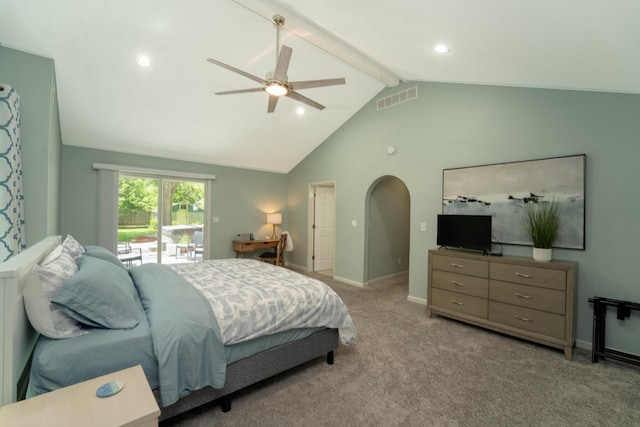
[0, 235, 355, 421]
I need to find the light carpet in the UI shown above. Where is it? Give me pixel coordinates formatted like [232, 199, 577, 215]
[161, 272, 640, 427]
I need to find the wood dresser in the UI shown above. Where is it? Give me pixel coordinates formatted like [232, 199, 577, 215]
[427, 249, 577, 360]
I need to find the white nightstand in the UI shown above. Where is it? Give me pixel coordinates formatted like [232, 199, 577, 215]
[0, 365, 160, 427]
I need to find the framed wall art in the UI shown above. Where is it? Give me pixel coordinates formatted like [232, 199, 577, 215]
[442, 154, 586, 249]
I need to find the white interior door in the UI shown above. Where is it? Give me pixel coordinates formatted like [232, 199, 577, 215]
[313, 185, 335, 272]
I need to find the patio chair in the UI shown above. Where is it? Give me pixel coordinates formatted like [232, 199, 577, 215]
[190, 231, 204, 261]
[175, 238, 191, 258]
[117, 242, 143, 268]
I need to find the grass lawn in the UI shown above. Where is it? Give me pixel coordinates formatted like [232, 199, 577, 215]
[117, 227, 156, 242]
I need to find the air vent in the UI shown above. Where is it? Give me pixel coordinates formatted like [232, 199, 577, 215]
[376, 86, 418, 111]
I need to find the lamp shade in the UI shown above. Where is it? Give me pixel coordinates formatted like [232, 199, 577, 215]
[266, 213, 282, 225]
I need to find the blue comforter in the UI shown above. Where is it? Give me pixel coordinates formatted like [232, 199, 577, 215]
[28, 259, 355, 407]
[130, 264, 226, 407]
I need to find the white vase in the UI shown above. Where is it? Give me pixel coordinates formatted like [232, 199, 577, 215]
[533, 247, 552, 262]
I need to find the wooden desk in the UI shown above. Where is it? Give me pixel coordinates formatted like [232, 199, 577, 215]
[0, 365, 160, 427]
[233, 239, 279, 257]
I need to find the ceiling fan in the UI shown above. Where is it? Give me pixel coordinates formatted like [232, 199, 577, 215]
[207, 14, 346, 113]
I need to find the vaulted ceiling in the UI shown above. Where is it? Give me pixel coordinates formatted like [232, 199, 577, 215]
[1, 0, 638, 173]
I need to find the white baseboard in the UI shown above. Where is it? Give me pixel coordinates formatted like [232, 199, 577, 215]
[286, 263, 307, 273]
[288, 264, 366, 288]
[576, 339, 591, 351]
[333, 275, 366, 288]
[407, 295, 427, 305]
[367, 270, 408, 284]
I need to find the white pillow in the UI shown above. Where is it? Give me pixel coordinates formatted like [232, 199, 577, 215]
[42, 244, 63, 265]
[24, 250, 87, 339]
[62, 234, 85, 266]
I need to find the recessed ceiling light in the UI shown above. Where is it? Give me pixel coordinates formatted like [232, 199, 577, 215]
[433, 44, 449, 54]
[136, 55, 151, 67]
[296, 107, 305, 115]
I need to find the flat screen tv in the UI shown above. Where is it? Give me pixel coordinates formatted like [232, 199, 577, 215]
[437, 214, 492, 253]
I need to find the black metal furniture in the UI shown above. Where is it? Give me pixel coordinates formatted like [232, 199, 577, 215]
[589, 296, 640, 366]
[117, 242, 143, 268]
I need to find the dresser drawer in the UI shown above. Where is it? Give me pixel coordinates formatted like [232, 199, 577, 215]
[431, 288, 488, 319]
[489, 301, 565, 339]
[490, 263, 566, 291]
[432, 270, 489, 298]
[489, 281, 565, 314]
[432, 254, 488, 278]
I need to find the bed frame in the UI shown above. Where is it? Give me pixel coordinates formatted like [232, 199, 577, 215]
[0, 235, 339, 420]
[158, 328, 337, 420]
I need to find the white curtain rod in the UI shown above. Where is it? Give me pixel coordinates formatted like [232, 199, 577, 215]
[93, 163, 216, 181]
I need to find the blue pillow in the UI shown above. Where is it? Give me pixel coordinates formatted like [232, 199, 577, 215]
[51, 255, 140, 329]
[84, 245, 127, 271]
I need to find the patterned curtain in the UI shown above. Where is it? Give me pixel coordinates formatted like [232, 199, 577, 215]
[0, 85, 25, 261]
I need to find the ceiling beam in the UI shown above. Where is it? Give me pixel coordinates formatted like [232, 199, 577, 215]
[232, 0, 400, 87]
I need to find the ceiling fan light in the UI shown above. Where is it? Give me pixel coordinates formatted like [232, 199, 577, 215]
[265, 82, 288, 96]
[433, 44, 449, 54]
[136, 54, 151, 67]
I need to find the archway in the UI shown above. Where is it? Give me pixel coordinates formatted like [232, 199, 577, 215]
[364, 176, 410, 284]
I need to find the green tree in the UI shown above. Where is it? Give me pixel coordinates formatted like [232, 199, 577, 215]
[118, 177, 157, 214]
[119, 177, 204, 227]
[161, 181, 205, 226]
[173, 182, 204, 206]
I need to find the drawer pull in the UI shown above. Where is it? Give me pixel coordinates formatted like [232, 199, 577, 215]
[450, 280, 465, 287]
[515, 272, 533, 279]
[515, 293, 533, 299]
[514, 314, 532, 322]
[450, 300, 464, 306]
[451, 263, 465, 269]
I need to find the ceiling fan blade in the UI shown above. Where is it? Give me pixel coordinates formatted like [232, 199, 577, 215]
[289, 78, 346, 91]
[267, 95, 279, 113]
[215, 87, 264, 95]
[206, 58, 265, 85]
[286, 90, 325, 110]
[272, 45, 292, 81]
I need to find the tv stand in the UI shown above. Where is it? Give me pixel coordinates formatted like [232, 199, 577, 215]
[427, 249, 577, 360]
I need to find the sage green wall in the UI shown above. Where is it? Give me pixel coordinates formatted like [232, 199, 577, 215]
[7, 42, 640, 354]
[287, 81, 640, 354]
[0, 46, 62, 245]
[61, 146, 287, 259]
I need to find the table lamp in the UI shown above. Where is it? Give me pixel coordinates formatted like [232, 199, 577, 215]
[266, 213, 282, 239]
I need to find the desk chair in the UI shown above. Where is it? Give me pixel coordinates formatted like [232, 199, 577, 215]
[259, 233, 286, 267]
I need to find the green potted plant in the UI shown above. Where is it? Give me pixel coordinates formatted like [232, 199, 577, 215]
[522, 201, 560, 262]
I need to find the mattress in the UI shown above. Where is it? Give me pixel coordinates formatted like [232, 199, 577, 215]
[27, 322, 323, 399]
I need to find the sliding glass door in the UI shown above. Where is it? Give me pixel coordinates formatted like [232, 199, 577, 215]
[118, 175, 206, 265]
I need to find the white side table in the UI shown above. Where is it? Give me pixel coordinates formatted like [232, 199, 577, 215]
[0, 365, 160, 427]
